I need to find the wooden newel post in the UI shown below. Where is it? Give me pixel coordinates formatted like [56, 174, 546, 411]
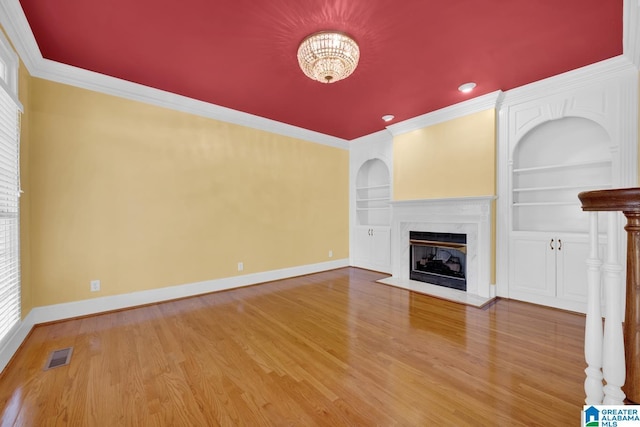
[624, 211, 640, 403]
[579, 188, 640, 404]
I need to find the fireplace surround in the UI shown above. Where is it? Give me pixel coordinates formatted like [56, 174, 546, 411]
[379, 196, 495, 303]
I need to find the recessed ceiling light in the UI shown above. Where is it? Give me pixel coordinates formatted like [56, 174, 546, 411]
[382, 114, 395, 122]
[458, 82, 476, 93]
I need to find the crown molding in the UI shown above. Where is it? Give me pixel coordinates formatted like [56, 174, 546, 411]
[502, 55, 637, 107]
[385, 90, 503, 137]
[41, 59, 350, 149]
[0, 0, 349, 150]
[348, 129, 393, 147]
[623, 0, 640, 68]
[0, 0, 41, 73]
[1, 0, 636, 146]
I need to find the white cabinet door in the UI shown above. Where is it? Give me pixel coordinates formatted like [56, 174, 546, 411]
[510, 232, 596, 312]
[556, 234, 591, 303]
[353, 226, 372, 267]
[370, 227, 390, 272]
[510, 234, 556, 298]
[352, 226, 391, 273]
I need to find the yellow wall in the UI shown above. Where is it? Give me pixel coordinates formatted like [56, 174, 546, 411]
[393, 109, 496, 200]
[392, 109, 497, 283]
[25, 79, 348, 307]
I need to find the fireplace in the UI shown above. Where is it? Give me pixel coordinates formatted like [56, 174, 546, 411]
[383, 196, 495, 300]
[410, 231, 467, 291]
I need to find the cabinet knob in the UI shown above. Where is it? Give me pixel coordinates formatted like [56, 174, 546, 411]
[558, 239, 562, 251]
[550, 238, 555, 250]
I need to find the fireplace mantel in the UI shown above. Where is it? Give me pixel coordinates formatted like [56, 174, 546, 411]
[379, 196, 496, 304]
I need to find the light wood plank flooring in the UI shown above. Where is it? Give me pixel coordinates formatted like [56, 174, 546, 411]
[0, 268, 586, 426]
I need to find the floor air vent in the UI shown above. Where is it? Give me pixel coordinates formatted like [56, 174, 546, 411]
[44, 347, 73, 370]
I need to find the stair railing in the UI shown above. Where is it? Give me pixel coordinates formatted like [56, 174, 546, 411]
[579, 188, 640, 405]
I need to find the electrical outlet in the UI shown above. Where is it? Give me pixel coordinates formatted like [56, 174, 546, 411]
[237, 262, 244, 272]
[90, 279, 101, 292]
[329, 250, 333, 258]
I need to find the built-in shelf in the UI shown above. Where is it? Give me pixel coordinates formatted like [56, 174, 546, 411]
[356, 158, 391, 227]
[513, 201, 581, 207]
[511, 119, 613, 234]
[513, 159, 611, 174]
[356, 184, 391, 191]
[513, 183, 612, 193]
[502, 78, 635, 315]
[356, 197, 390, 202]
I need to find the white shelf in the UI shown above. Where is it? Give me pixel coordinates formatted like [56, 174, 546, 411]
[356, 197, 390, 202]
[513, 159, 610, 173]
[512, 144, 612, 232]
[356, 184, 391, 191]
[513, 201, 580, 207]
[356, 207, 390, 211]
[513, 183, 612, 193]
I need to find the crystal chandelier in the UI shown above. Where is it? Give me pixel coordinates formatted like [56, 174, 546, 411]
[297, 31, 360, 84]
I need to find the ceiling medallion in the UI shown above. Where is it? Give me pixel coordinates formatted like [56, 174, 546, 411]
[297, 31, 360, 84]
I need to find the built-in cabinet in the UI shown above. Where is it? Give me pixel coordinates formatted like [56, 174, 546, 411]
[508, 118, 613, 312]
[354, 226, 391, 272]
[350, 133, 393, 273]
[499, 68, 638, 313]
[510, 232, 604, 311]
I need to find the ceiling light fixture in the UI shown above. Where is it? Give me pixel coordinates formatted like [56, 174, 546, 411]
[297, 31, 360, 84]
[458, 82, 477, 93]
[382, 115, 395, 122]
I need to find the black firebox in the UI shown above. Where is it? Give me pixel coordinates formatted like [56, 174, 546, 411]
[409, 231, 467, 291]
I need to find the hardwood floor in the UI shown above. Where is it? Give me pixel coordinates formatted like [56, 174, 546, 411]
[0, 268, 586, 426]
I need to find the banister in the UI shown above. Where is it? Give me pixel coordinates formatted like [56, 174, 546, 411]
[579, 187, 640, 404]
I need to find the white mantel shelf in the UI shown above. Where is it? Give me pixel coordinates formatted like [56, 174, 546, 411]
[384, 196, 497, 304]
[389, 195, 496, 208]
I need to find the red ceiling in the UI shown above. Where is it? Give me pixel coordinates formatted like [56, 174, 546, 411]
[19, 0, 622, 140]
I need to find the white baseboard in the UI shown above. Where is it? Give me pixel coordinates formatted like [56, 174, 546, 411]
[0, 258, 349, 374]
[0, 311, 36, 375]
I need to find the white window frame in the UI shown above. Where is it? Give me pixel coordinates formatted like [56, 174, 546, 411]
[0, 29, 22, 348]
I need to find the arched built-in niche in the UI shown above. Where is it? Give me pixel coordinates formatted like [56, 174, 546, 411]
[507, 116, 616, 312]
[355, 158, 391, 226]
[496, 68, 637, 311]
[511, 117, 612, 233]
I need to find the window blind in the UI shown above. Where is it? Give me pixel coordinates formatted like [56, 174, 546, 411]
[0, 82, 20, 346]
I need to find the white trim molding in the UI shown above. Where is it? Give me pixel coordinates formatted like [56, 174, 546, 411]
[0, 258, 349, 374]
[501, 56, 637, 107]
[1, 0, 637, 146]
[0, 24, 21, 109]
[0, 0, 349, 150]
[623, 0, 640, 68]
[385, 90, 503, 137]
[349, 129, 393, 146]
